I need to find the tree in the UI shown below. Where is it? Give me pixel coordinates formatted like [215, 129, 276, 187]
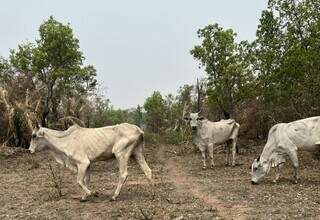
[143, 91, 167, 132]
[19, 16, 97, 126]
[191, 24, 255, 118]
[0, 16, 99, 147]
[254, 0, 320, 121]
[0, 57, 12, 85]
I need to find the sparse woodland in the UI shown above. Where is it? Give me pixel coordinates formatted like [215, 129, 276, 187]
[1, 0, 320, 148]
[2, 1, 320, 219]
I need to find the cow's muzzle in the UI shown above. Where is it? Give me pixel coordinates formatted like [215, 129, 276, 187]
[191, 127, 197, 131]
[251, 180, 258, 185]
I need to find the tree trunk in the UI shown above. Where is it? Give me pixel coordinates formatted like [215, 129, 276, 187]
[42, 83, 54, 127]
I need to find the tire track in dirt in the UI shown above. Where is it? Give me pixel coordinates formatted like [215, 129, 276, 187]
[157, 145, 250, 220]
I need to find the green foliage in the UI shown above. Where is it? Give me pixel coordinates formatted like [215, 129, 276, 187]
[90, 96, 144, 128]
[253, 0, 320, 121]
[33, 16, 83, 76]
[9, 16, 98, 127]
[0, 57, 12, 84]
[191, 24, 255, 117]
[144, 130, 186, 146]
[177, 84, 193, 105]
[143, 91, 167, 132]
[0, 16, 99, 147]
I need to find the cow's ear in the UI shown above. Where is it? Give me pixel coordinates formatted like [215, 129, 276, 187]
[38, 130, 44, 137]
[183, 116, 191, 121]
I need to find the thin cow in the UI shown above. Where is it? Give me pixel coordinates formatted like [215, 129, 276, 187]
[251, 116, 320, 184]
[184, 112, 240, 169]
[29, 123, 153, 201]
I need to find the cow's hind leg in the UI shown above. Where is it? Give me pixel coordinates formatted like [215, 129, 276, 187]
[225, 143, 229, 166]
[231, 139, 237, 166]
[133, 143, 154, 197]
[84, 165, 98, 197]
[288, 150, 299, 184]
[230, 124, 240, 167]
[77, 162, 92, 202]
[112, 154, 129, 201]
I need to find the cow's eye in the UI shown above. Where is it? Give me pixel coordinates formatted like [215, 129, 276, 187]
[32, 134, 37, 139]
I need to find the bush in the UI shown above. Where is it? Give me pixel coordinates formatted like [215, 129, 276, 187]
[144, 130, 191, 146]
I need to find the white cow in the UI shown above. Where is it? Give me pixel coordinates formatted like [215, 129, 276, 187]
[29, 123, 153, 201]
[251, 116, 320, 184]
[184, 112, 240, 169]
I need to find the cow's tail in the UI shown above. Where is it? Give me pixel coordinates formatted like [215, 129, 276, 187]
[133, 129, 153, 194]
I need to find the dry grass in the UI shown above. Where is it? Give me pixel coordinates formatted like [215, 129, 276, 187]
[0, 144, 320, 219]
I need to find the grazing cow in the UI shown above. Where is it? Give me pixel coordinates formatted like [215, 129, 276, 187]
[29, 123, 153, 201]
[251, 116, 320, 184]
[184, 112, 240, 169]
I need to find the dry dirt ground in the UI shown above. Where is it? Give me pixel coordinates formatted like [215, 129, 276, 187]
[1, 144, 320, 220]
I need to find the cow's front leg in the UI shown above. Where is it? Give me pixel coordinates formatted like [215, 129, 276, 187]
[273, 163, 283, 183]
[77, 163, 92, 202]
[208, 144, 215, 169]
[293, 168, 299, 184]
[200, 149, 207, 169]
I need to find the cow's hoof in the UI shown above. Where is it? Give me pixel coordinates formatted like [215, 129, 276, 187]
[272, 179, 277, 183]
[110, 196, 117, 201]
[92, 191, 99, 197]
[293, 180, 298, 184]
[202, 166, 207, 170]
[231, 163, 236, 167]
[210, 165, 215, 169]
[80, 197, 88, 202]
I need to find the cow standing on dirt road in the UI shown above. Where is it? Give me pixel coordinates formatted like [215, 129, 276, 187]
[184, 112, 240, 169]
[29, 123, 153, 201]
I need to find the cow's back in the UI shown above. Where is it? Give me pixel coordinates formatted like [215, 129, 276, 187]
[206, 119, 238, 144]
[285, 116, 320, 150]
[65, 123, 142, 162]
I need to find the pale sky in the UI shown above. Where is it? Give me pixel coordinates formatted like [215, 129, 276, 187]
[0, 0, 267, 109]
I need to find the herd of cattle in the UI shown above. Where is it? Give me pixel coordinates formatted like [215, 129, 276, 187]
[28, 113, 320, 201]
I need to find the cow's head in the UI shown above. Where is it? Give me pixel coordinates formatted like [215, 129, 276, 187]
[251, 156, 270, 184]
[184, 112, 204, 131]
[29, 124, 48, 153]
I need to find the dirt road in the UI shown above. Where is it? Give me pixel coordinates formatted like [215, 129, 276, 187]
[0, 144, 320, 219]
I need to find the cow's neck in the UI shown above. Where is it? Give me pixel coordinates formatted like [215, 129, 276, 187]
[193, 121, 207, 140]
[260, 142, 276, 163]
[42, 128, 71, 156]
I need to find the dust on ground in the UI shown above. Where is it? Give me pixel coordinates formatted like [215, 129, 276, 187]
[0, 143, 320, 220]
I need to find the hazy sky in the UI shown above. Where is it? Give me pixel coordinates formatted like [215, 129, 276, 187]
[0, 0, 267, 109]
